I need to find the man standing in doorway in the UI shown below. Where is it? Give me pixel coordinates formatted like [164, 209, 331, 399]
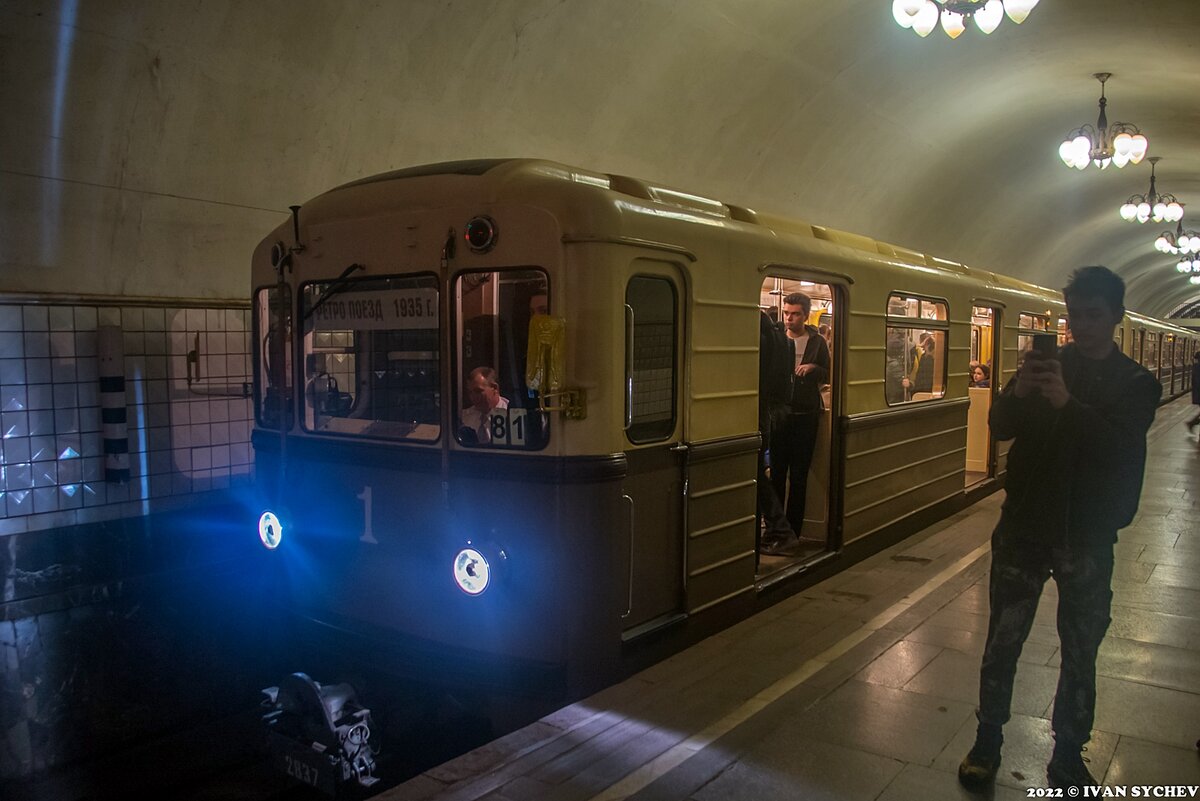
[766, 291, 830, 551]
[959, 266, 1161, 792]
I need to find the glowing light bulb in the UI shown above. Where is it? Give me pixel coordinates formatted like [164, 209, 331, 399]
[1119, 204, 1137, 222]
[975, 0, 1004, 33]
[911, 0, 939, 36]
[940, 8, 966, 38]
[1003, 0, 1039, 24]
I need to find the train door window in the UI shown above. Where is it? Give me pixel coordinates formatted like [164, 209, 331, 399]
[966, 305, 998, 487]
[885, 294, 948, 404]
[300, 273, 440, 441]
[1057, 316, 1069, 346]
[625, 276, 678, 443]
[1017, 312, 1052, 360]
[254, 284, 293, 429]
[453, 268, 549, 449]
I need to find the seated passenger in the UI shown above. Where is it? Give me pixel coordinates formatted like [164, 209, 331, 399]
[460, 366, 509, 444]
[971, 364, 991, 388]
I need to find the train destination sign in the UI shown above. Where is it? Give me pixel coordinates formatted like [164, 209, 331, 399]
[310, 288, 438, 331]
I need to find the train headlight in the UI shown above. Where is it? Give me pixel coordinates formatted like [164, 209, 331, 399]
[453, 541, 508, 595]
[453, 547, 490, 595]
[258, 510, 284, 550]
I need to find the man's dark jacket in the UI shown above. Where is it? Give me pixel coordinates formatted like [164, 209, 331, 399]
[787, 325, 831, 413]
[990, 343, 1161, 546]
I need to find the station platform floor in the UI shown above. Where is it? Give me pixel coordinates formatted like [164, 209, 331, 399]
[381, 397, 1200, 801]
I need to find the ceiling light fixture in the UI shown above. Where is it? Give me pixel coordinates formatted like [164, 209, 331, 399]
[1058, 74, 1148, 170]
[1120, 157, 1183, 224]
[1155, 221, 1200, 255]
[1175, 257, 1199, 274]
[892, 0, 1039, 39]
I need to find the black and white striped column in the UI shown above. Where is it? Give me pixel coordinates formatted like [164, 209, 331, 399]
[97, 325, 130, 483]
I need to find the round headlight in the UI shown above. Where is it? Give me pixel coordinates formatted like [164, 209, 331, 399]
[453, 547, 490, 595]
[258, 510, 284, 549]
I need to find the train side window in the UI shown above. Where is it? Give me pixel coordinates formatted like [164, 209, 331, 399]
[885, 294, 948, 405]
[254, 284, 294, 429]
[1145, 331, 1159, 373]
[300, 273, 440, 441]
[1017, 312, 1054, 358]
[625, 276, 678, 442]
[453, 268, 549, 449]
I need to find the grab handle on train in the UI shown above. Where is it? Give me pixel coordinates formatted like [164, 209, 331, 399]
[624, 304, 635, 430]
[621, 493, 634, 619]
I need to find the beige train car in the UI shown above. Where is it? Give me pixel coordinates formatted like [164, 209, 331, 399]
[248, 159, 1195, 705]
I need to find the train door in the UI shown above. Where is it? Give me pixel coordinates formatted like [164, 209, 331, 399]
[965, 304, 1000, 486]
[620, 267, 685, 636]
[757, 276, 838, 570]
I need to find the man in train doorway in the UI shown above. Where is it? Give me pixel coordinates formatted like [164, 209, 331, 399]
[959, 266, 1161, 792]
[766, 291, 830, 549]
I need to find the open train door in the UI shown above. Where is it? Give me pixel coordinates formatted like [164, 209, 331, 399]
[966, 303, 1001, 487]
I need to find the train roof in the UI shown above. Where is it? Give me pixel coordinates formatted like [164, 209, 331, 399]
[315, 159, 1185, 328]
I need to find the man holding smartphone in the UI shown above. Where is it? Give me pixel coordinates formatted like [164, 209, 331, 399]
[959, 266, 1162, 792]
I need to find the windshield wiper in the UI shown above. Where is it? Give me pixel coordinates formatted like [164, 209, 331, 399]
[304, 263, 365, 321]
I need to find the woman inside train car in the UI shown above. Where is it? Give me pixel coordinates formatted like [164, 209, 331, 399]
[971, 364, 991, 388]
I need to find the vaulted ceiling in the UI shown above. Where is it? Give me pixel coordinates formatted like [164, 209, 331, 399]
[3, 0, 1199, 318]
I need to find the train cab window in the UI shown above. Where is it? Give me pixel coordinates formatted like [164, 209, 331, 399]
[254, 285, 294, 429]
[885, 294, 948, 405]
[300, 273, 440, 441]
[625, 276, 678, 442]
[453, 268, 550, 449]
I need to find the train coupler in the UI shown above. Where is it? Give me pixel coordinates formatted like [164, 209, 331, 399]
[261, 672, 379, 796]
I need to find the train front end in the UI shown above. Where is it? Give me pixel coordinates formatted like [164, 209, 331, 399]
[248, 162, 623, 699]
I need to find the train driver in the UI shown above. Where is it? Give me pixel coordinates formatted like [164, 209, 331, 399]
[461, 366, 510, 444]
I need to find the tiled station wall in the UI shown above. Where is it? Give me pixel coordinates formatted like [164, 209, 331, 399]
[0, 299, 253, 537]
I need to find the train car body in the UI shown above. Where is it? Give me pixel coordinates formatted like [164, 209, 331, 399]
[249, 159, 1196, 700]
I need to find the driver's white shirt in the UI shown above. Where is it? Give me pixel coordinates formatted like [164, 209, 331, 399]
[461, 397, 509, 443]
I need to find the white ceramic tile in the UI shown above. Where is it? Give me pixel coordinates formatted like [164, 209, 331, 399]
[225, 308, 243, 331]
[54, 408, 80, 434]
[210, 422, 229, 445]
[29, 509, 78, 529]
[79, 407, 100, 433]
[49, 331, 75, 358]
[186, 309, 205, 330]
[25, 359, 50, 383]
[49, 307, 74, 331]
[171, 425, 191, 448]
[204, 354, 225, 378]
[33, 486, 58, 513]
[190, 424, 211, 447]
[82, 457, 103, 481]
[149, 450, 171, 475]
[0, 307, 23, 331]
[0, 332, 24, 358]
[144, 332, 167, 355]
[190, 401, 210, 424]
[206, 309, 226, 331]
[81, 482, 105, 506]
[81, 432, 101, 458]
[145, 379, 167, 403]
[74, 307, 97, 331]
[209, 400, 228, 423]
[122, 332, 144, 356]
[33, 461, 57, 487]
[57, 459, 81, 484]
[229, 443, 249, 465]
[171, 473, 192, 494]
[169, 309, 187, 332]
[192, 470, 212, 492]
[22, 306, 48, 331]
[192, 447, 212, 470]
[23, 331, 49, 357]
[211, 445, 230, 468]
[59, 484, 83, 509]
[52, 383, 78, 408]
[212, 470, 230, 490]
[4, 437, 30, 464]
[98, 307, 120, 326]
[74, 330, 96, 357]
[51, 359, 76, 383]
[26, 384, 52, 410]
[121, 307, 143, 331]
[225, 331, 243, 355]
[28, 409, 53, 437]
[171, 448, 191, 471]
[7, 464, 33, 490]
[147, 427, 169, 451]
[0, 359, 25, 384]
[2, 411, 29, 439]
[7, 489, 32, 516]
[29, 436, 55, 461]
[3, 386, 27, 412]
[77, 383, 97, 407]
[76, 358, 98, 382]
[0, 515, 29, 534]
[143, 308, 165, 331]
[150, 475, 171, 498]
[145, 355, 167, 380]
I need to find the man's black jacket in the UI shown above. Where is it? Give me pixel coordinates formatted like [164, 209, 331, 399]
[990, 343, 1161, 546]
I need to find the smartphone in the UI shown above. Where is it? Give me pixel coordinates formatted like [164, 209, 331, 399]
[1032, 333, 1058, 358]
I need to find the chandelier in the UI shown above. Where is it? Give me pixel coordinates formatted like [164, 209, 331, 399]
[1058, 74, 1148, 170]
[892, 0, 1039, 38]
[1119, 157, 1183, 224]
[1176, 257, 1200, 274]
[1155, 221, 1200, 255]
